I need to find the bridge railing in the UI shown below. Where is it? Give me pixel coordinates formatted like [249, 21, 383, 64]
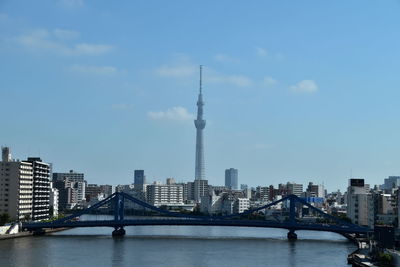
[22, 192, 371, 235]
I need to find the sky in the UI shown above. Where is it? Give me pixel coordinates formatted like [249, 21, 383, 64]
[1, 0, 400, 192]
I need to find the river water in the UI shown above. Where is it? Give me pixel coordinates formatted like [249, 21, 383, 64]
[0, 216, 356, 267]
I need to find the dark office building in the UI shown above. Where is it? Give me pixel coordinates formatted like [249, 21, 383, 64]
[25, 157, 51, 221]
[134, 170, 145, 186]
[225, 168, 238, 190]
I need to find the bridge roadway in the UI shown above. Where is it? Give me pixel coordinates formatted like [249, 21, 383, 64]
[22, 218, 369, 235]
[21, 192, 371, 238]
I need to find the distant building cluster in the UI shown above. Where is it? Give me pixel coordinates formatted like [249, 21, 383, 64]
[0, 147, 114, 222]
[0, 148, 52, 221]
[1, 69, 400, 244]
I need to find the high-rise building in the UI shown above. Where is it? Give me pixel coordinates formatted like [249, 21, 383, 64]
[346, 178, 374, 228]
[25, 157, 51, 221]
[225, 168, 238, 190]
[382, 176, 400, 193]
[184, 182, 195, 201]
[53, 170, 85, 183]
[166, 178, 175, 185]
[194, 66, 206, 181]
[53, 170, 86, 210]
[0, 147, 33, 221]
[256, 186, 269, 202]
[85, 184, 102, 202]
[134, 170, 145, 186]
[1, 147, 11, 162]
[240, 184, 248, 190]
[286, 182, 303, 197]
[306, 182, 325, 198]
[99, 184, 114, 197]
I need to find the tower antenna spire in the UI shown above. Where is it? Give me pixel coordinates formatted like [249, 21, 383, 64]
[199, 65, 202, 94]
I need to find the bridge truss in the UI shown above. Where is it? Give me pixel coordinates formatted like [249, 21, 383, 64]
[22, 192, 371, 239]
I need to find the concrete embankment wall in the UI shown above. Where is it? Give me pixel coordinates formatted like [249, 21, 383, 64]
[0, 226, 11, 235]
[0, 223, 19, 235]
[387, 250, 400, 266]
[0, 227, 68, 240]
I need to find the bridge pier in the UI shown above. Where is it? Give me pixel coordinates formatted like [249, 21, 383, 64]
[287, 229, 297, 240]
[32, 229, 46, 236]
[112, 227, 126, 237]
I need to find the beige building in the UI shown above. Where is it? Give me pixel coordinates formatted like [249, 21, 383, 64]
[346, 178, 374, 228]
[146, 183, 184, 207]
[0, 147, 33, 221]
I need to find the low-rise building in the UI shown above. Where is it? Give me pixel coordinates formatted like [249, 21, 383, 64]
[49, 184, 59, 217]
[234, 198, 250, 213]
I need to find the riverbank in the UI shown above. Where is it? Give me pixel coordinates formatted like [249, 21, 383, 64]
[0, 228, 68, 240]
[346, 234, 378, 267]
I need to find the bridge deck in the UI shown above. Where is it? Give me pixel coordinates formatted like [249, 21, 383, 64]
[22, 193, 371, 236]
[23, 219, 369, 234]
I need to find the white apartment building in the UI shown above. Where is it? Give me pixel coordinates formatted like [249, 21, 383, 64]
[200, 193, 222, 214]
[146, 183, 184, 207]
[287, 182, 303, 197]
[346, 179, 374, 228]
[235, 198, 250, 213]
[50, 184, 59, 217]
[0, 147, 34, 221]
[194, 179, 208, 203]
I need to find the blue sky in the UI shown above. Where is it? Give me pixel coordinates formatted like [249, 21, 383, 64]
[1, 0, 400, 191]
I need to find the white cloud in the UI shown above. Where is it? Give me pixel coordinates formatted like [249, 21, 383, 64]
[73, 43, 113, 55]
[148, 107, 195, 122]
[207, 73, 253, 87]
[156, 64, 196, 78]
[53, 29, 80, 40]
[156, 55, 251, 87]
[290, 80, 318, 93]
[69, 64, 118, 75]
[263, 76, 278, 86]
[256, 46, 267, 57]
[59, 0, 84, 8]
[15, 28, 113, 56]
[110, 104, 132, 110]
[214, 53, 238, 63]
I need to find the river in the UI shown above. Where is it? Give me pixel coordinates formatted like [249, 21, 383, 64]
[0, 216, 356, 267]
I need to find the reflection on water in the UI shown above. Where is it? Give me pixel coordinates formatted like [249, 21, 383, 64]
[0, 224, 356, 267]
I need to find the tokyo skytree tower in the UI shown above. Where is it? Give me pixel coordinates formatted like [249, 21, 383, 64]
[194, 66, 206, 180]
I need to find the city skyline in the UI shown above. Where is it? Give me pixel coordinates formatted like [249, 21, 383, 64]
[2, 1, 400, 191]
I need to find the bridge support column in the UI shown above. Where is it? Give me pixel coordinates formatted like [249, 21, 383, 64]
[32, 229, 46, 236]
[287, 229, 297, 240]
[112, 227, 125, 237]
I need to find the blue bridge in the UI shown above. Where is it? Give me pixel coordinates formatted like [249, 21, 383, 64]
[22, 192, 371, 240]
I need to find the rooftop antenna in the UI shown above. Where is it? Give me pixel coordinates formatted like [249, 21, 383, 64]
[199, 65, 203, 94]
